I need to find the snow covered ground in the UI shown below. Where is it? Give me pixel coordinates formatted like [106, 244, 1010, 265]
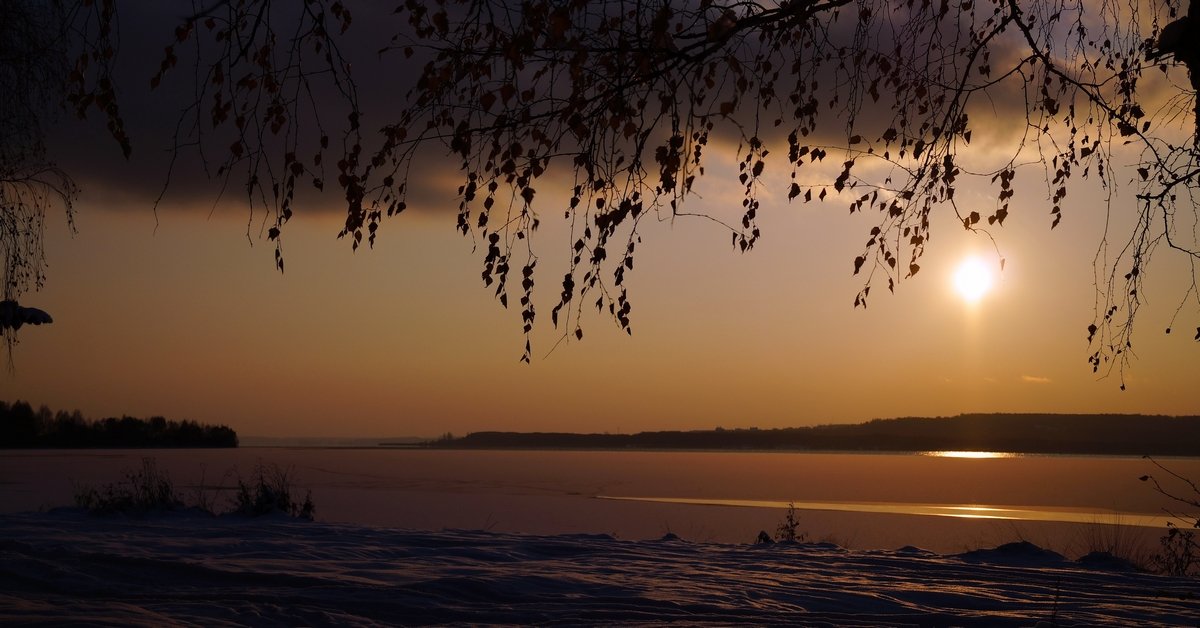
[1, 510, 1197, 626]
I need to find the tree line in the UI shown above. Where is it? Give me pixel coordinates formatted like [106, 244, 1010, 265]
[428, 414, 1200, 457]
[0, 400, 237, 448]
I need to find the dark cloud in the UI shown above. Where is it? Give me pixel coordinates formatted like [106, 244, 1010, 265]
[49, 2, 1169, 224]
[48, 3, 428, 215]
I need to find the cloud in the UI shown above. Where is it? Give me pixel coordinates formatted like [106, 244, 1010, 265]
[50, 2, 1184, 231]
[1021, 375, 1052, 384]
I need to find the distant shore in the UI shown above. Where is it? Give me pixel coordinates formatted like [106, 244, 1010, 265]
[422, 413, 1200, 457]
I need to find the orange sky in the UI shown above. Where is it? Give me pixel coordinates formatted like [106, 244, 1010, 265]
[1, 4, 1197, 438]
[2, 152, 1196, 437]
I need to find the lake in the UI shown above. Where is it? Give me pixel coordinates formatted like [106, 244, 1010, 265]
[2, 448, 1196, 555]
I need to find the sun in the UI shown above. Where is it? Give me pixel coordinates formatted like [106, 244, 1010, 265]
[953, 257, 994, 303]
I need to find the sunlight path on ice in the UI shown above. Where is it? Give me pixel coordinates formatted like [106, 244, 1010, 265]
[597, 496, 1173, 527]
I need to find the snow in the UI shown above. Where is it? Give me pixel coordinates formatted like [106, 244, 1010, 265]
[1, 510, 1197, 626]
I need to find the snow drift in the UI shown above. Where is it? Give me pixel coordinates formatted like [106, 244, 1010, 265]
[1, 511, 1196, 626]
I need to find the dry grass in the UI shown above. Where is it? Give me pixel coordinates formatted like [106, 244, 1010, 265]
[73, 458, 314, 520]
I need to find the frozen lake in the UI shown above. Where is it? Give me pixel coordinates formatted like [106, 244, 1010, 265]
[2, 448, 1196, 554]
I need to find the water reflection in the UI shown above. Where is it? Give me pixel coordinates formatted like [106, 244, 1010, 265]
[921, 451, 1020, 459]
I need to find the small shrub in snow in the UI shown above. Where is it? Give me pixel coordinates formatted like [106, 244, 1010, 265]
[1068, 518, 1151, 572]
[774, 502, 806, 543]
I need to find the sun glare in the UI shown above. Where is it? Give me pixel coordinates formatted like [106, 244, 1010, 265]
[953, 257, 994, 303]
[922, 451, 1019, 459]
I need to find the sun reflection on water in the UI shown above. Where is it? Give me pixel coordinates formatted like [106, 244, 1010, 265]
[921, 451, 1020, 459]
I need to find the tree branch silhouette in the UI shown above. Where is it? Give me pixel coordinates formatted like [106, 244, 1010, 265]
[6, 0, 1200, 374]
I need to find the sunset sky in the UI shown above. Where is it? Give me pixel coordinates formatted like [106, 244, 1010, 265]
[1, 3, 1196, 438]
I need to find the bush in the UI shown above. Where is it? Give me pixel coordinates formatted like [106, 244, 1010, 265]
[1150, 525, 1198, 577]
[73, 458, 314, 520]
[73, 458, 182, 514]
[231, 462, 315, 520]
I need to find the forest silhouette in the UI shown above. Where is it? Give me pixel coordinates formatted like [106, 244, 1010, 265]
[427, 413, 1200, 457]
[0, 400, 238, 448]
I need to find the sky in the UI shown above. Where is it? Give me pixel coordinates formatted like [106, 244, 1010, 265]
[1, 3, 1197, 438]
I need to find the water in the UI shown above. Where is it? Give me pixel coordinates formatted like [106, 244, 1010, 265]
[2, 448, 1196, 554]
